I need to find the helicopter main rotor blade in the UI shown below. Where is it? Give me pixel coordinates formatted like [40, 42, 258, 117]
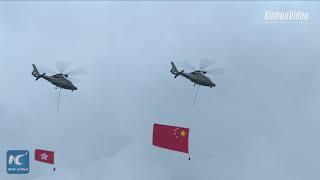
[56, 62, 70, 74]
[37, 65, 58, 75]
[181, 61, 197, 71]
[199, 58, 215, 71]
[178, 58, 221, 74]
[65, 68, 87, 76]
[205, 67, 224, 75]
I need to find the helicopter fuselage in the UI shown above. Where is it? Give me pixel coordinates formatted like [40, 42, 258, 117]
[181, 71, 216, 87]
[42, 74, 77, 91]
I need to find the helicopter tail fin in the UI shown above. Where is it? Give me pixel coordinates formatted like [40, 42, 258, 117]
[32, 64, 45, 80]
[32, 64, 40, 77]
[170, 62, 184, 78]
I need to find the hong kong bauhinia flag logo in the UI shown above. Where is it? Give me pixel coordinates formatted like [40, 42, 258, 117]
[35, 149, 54, 164]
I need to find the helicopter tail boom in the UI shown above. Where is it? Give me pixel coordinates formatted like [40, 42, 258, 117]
[35, 73, 46, 80]
[174, 70, 184, 78]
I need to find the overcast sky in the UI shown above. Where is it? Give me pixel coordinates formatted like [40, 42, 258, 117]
[1, 1, 320, 180]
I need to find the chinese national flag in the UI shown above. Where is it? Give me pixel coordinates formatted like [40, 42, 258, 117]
[152, 123, 189, 153]
[35, 149, 54, 164]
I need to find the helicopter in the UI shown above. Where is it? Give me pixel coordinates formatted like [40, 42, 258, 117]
[31, 64, 78, 91]
[170, 61, 218, 88]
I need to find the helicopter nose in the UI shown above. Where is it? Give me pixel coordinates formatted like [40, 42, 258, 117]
[73, 86, 77, 90]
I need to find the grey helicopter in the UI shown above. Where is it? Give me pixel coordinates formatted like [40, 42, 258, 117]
[170, 60, 222, 88]
[31, 64, 77, 91]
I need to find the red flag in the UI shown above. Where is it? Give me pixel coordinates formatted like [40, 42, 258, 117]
[152, 123, 189, 153]
[35, 149, 54, 164]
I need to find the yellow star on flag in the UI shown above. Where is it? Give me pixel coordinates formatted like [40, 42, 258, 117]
[180, 130, 187, 137]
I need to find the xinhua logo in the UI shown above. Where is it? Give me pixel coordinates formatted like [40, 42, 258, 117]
[7, 150, 29, 174]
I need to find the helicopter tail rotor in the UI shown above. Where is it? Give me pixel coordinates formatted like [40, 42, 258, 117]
[31, 64, 40, 77]
[170, 62, 178, 74]
[32, 64, 46, 80]
[171, 62, 185, 78]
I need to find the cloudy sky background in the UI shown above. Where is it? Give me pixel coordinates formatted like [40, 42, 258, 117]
[1, 1, 320, 180]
